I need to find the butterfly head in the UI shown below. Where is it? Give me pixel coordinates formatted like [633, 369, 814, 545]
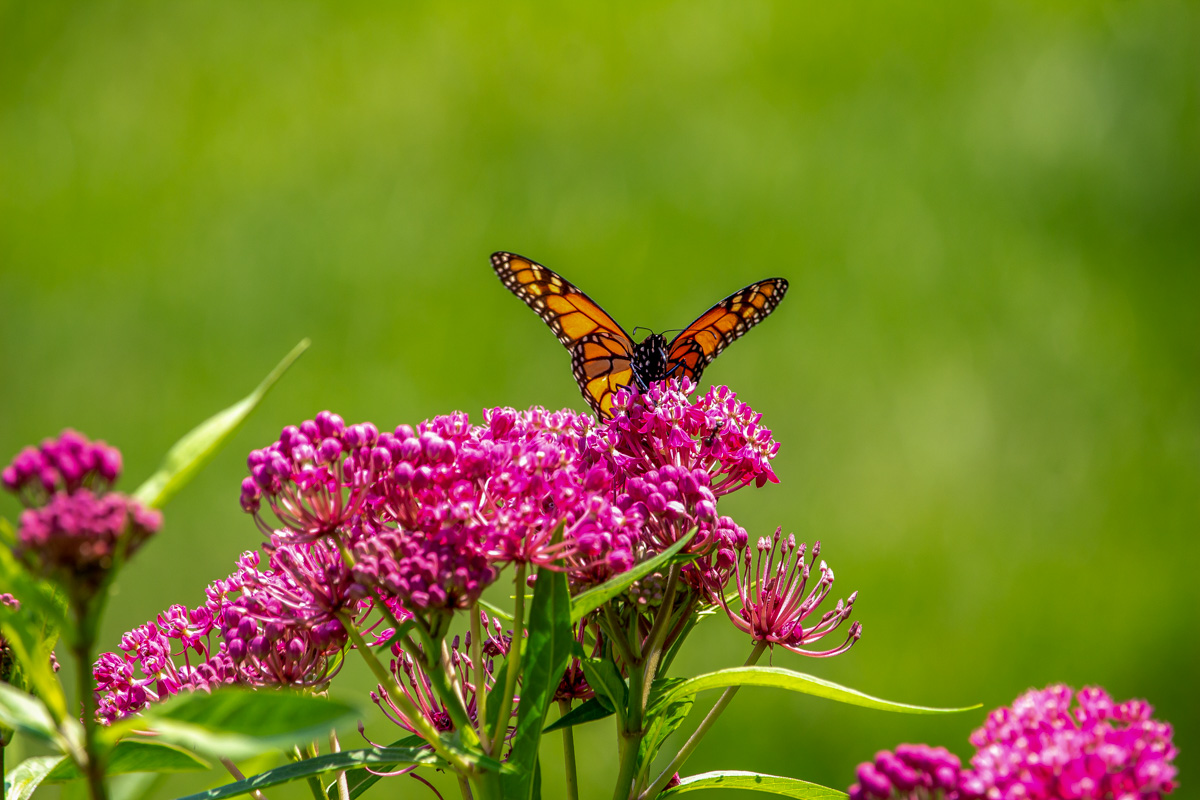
[631, 332, 669, 389]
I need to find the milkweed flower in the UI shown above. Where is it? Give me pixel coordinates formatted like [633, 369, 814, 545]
[15, 489, 162, 600]
[850, 745, 966, 800]
[371, 621, 512, 741]
[968, 684, 1178, 800]
[352, 522, 497, 614]
[240, 411, 390, 542]
[598, 379, 780, 496]
[2, 429, 122, 507]
[717, 529, 860, 657]
[94, 549, 351, 724]
[847, 685, 1178, 800]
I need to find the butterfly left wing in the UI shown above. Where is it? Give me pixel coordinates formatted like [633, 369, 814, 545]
[491, 251, 635, 417]
[666, 278, 789, 384]
[570, 333, 636, 418]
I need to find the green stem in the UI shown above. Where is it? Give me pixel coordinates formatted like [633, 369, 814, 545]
[470, 606, 492, 754]
[74, 638, 108, 800]
[329, 730, 349, 800]
[640, 642, 769, 799]
[490, 563, 526, 755]
[612, 660, 646, 800]
[295, 744, 327, 800]
[559, 700, 580, 800]
[458, 774, 475, 799]
[337, 612, 472, 774]
[221, 758, 270, 800]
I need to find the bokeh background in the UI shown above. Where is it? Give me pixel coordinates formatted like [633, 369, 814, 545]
[2, 1, 1197, 797]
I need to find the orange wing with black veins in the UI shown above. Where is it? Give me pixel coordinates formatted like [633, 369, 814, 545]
[491, 251, 635, 418]
[665, 278, 788, 383]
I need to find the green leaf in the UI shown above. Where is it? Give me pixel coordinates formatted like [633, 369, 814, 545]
[0, 681, 60, 744]
[638, 677, 694, 776]
[325, 734, 424, 800]
[0, 545, 70, 720]
[665, 667, 981, 714]
[44, 740, 210, 781]
[118, 688, 357, 759]
[477, 597, 514, 622]
[579, 657, 627, 718]
[659, 771, 848, 798]
[542, 697, 613, 733]
[502, 567, 572, 800]
[174, 747, 441, 800]
[571, 530, 696, 622]
[3, 755, 65, 800]
[133, 338, 310, 508]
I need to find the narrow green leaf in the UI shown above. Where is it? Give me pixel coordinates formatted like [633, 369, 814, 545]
[477, 597, 514, 622]
[122, 688, 357, 759]
[174, 747, 441, 800]
[542, 697, 613, 733]
[502, 567, 572, 800]
[3, 755, 65, 800]
[325, 734, 424, 800]
[666, 667, 981, 714]
[659, 771, 848, 798]
[133, 339, 310, 508]
[44, 740, 210, 781]
[571, 530, 696, 622]
[638, 678, 694, 775]
[0, 681, 60, 744]
[579, 657, 628, 716]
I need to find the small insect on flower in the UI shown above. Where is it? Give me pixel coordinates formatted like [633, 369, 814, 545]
[492, 251, 787, 418]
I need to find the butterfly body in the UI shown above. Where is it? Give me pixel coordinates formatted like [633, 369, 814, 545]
[492, 251, 787, 418]
[631, 333, 670, 389]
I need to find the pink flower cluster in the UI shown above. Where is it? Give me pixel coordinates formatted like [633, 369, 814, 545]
[94, 546, 352, 724]
[95, 380, 862, 729]
[3, 431, 161, 597]
[2, 429, 122, 507]
[849, 685, 1178, 800]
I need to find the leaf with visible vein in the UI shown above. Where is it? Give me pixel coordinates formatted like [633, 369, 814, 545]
[665, 666, 980, 714]
[659, 770, 848, 798]
[173, 747, 441, 800]
[571, 530, 695, 622]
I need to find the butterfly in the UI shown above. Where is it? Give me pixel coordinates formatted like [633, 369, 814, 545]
[491, 251, 788, 418]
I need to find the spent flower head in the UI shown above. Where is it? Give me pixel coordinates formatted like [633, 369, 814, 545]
[717, 529, 860, 657]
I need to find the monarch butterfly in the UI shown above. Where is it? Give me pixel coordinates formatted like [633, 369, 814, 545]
[491, 251, 788, 418]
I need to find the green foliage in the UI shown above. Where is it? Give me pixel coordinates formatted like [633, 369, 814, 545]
[659, 771, 847, 798]
[638, 678, 696, 776]
[3, 755, 64, 800]
[174, 747, 442, 800]
[133, 339, 310, 509]
[571, 530, 695, 622]
[0, 535, 69, 721]
[665, 667, 981, 715]
[104, 688, 358, 760]
[43, 740, 210, 782]
[502, 567, 573, 800]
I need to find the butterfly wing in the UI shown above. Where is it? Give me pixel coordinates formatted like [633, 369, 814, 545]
[491, 251, 635, 417]
[666, 278, 789, 384]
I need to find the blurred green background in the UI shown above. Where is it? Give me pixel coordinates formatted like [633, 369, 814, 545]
[2, 1, 1197, 797]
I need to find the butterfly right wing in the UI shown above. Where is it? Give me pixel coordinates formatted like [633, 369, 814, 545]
[491, 251, 635, 417]
[665, 278, 788, 384]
